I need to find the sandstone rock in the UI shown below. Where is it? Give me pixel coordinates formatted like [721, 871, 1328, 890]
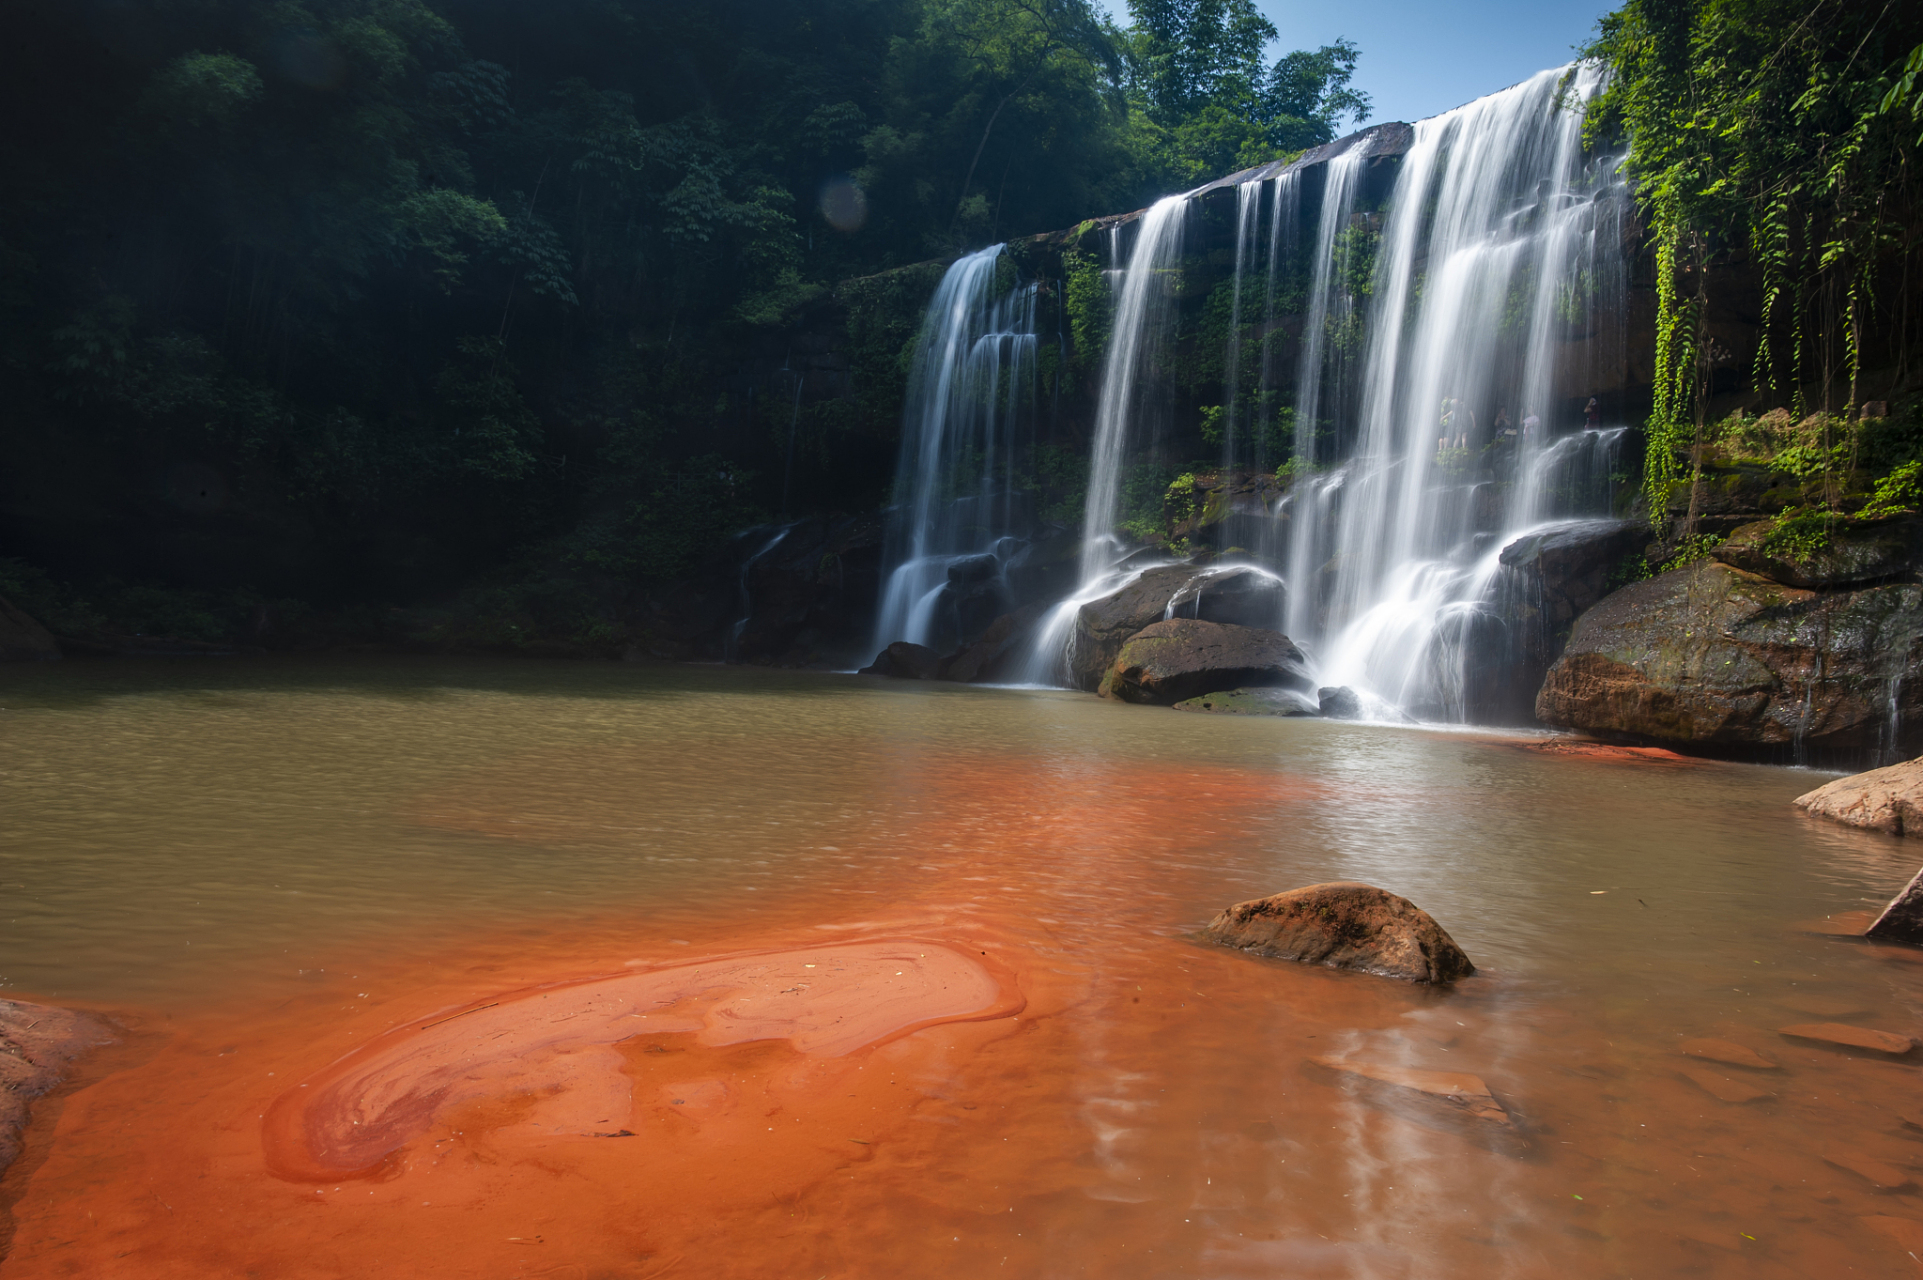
[1, 998, 111, 1174]
[1679, 1066, 1771, 1103]
[1867, 866, 1923, 944]
[1680, 1038, 1779, 1069]
[939, 603, 1045, 684]
[1796, 757, 1923, 838]
[858, 641, 942, 679]
[1318, 686, 1362, 719]
[0, 591, 60, 662]
[1099, 619, 1311, 706]
[1824, 1151, 1915, 1190]
[1713, 517, 1921, 589]
[1172, 687, 1319, 716]
[1536, 560, 1923, 758]
[1309, 1057, 1510, 1125]
[1779, 1022, 1917, 1056]
[1203, 881, 1475, 984]
[1067, 565, 1200, 690]
[1162, 566, 1287, 630]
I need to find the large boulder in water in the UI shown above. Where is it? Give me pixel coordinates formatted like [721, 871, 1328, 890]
[1202, 882, 1476, 984]
[1795, 756, 1923, 837]
[939, 603, 1045, 683]
[1536, 561, 1923, 759]
[858, 641, 942, 679]
[1068, 565, 1202, 691]
[0, 592, 60, 662]
[1163, 566, 1286, 630]
[1070, 565, 1288, 692]
[1098, 618, 1310, 705]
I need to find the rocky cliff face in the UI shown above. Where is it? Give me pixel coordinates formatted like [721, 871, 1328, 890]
[1537, 555, 1923, 762]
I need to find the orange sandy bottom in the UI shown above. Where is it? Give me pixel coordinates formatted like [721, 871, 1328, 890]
[6, 756, 1923, 1278]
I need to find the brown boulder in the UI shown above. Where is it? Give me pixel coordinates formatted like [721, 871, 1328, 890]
[1067, 565, 1199, 690]
[1202, 881, 1475, 983]
[1536, 561, 1923, 758]
[1867, 866, 1923, 944]
[1, 998, 112, 1174]
[1099, 618, 1310, 706]
[0, 591, 60, 662]
[939, 603, 1045, 683]
[1795, 756, 1923, 837]
[857, 641, 942, 679]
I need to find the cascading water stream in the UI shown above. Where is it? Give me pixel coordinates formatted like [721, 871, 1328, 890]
[1299, 64, 1629, 716]
[872, 246, 1038, 653]
[1015, 196, 1191, 686]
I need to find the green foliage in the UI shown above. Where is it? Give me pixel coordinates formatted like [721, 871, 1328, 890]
[1759, 506, 1839, 562]
[1663, 531, 1727, 569]
[1859, 460, 1923, 520]
[1585, 0, 1923, 522]
[1063, 246, 1114, 373]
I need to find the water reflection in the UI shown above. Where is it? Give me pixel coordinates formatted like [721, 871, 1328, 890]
[1, 657, 1919, 1276]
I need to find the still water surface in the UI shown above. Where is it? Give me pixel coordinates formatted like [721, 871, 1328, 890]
[2, 657, 1920, 1277]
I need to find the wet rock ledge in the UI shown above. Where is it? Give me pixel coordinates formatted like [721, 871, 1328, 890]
[1, 999, 111, 1175]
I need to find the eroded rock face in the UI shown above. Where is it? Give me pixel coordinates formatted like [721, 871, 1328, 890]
[0, 592, 60, 662]
[1099, 619, 1310, 706]
[1795, 757, 1923, 837]
[2, 999, 111, 1174]
[940, 603, 1045, 683]
[1713, 517, 1921, 589]
[1162, 566, 1287, 630]
[1202, 881, 1475, 984]
[1536, 561, 1923, 758]
[858, 641, 942, 679]
[1068, 565, 1202, 691]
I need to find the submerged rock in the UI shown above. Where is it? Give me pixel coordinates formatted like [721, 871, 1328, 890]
[1679, 1066, 1771, 1104]
[1795, 756, 1923, 838]
[1679, 1038, 1778, 1070]
[858, 641, 942, 679]
[1099, 619, 1310, 706]
[0, 591, 60, 662]
[1536, 560, 1923, 758]
[1318, 686, 1362, 719]
[2, 998, 111, 1174]
[1309, 1057, 1510, 1125]
[1202, 881, 1475, 984]
[1173, 686, 1319, 716]
[1779, 1022, 1917, 1056]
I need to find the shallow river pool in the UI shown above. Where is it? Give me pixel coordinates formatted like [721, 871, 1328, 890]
[2, 657, 1921, 1278]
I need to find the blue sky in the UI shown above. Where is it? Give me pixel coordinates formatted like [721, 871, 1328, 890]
[1096, 0, 1612, 126]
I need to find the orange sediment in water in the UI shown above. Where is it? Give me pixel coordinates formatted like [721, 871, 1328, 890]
[6, 748, 1923, 1277]
[261, 938, 1023, 1181]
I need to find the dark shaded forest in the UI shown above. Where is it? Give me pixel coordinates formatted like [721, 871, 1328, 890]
[0, 0, 1370, 649]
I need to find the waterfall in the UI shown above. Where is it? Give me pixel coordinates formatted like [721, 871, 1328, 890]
[1297, 64, 1628, 716]
[1256, 170, 1302, 473]
[872, 246, 1038, 652]
[1220, 180, 1261, 469]
[1012, 197, 1190, 686]
[1078, 195, 1189, 584]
